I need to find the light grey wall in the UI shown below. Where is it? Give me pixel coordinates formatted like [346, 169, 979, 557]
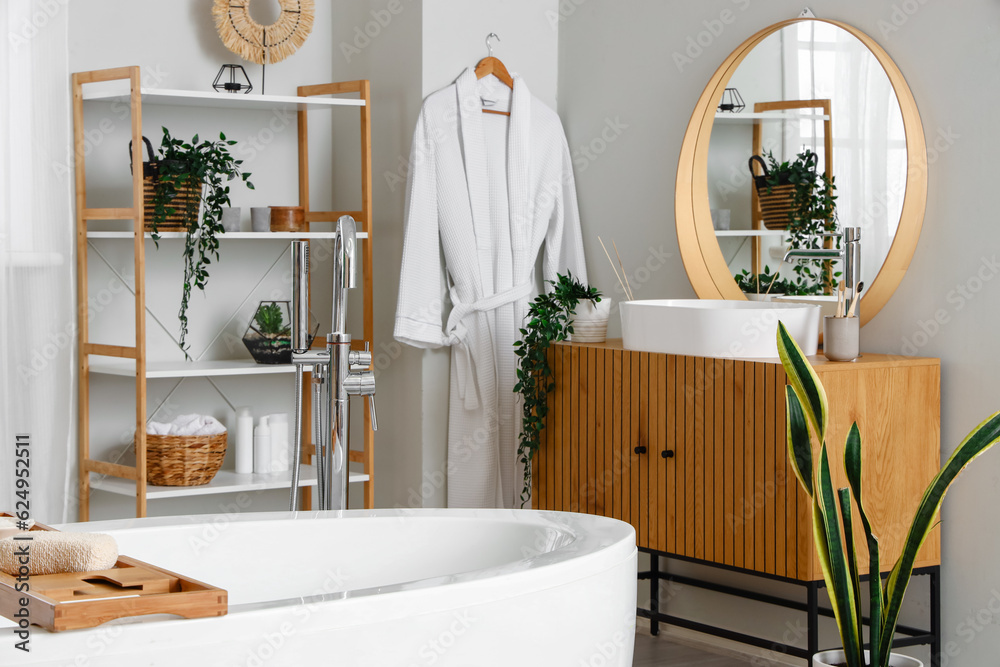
[559, 0, 1000, 662]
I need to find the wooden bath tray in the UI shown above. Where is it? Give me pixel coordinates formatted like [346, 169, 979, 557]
[0, 515, 227, 632]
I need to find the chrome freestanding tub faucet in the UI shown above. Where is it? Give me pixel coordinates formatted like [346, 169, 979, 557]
[288, 216, 377, 511]
[783, 226, 862, 311]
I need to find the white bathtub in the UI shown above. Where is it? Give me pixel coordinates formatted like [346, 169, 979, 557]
[1, 509, 637, 666]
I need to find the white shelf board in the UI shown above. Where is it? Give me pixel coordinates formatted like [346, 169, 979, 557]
[82, 86, 365, 111]
[90, 358, 296, 379]
[715, 229, 788, 237]
[87, 231, 368, 240]
[89, 465, 369, 500]
[713, 112, 830, 122]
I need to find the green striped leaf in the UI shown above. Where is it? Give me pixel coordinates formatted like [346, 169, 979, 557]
[777, 322, 828, 445]
[817, 445, 861, 667]
[785, 386, 814, 497]
[878, 410, 1000, 663]
[838, 489, 864, 667]
[844, 423, 883, 666]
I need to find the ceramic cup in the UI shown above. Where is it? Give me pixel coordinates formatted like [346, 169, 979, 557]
[823, 316, 860, 362]
[251, 207, 271, 232]
[569, 298, 613, 343]
[221, 206, 242, 232]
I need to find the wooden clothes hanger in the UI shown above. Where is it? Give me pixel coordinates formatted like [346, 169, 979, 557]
[475, 33, 512, 116]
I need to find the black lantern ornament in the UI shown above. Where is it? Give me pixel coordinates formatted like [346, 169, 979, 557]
[717, 88, 745, 113]
[213, 64, 253, 94]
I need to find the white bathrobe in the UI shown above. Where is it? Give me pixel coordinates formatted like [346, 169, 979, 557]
[394, 68, 588, 508]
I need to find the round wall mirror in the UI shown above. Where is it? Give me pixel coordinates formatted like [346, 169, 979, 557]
[675, 18, 927, 326]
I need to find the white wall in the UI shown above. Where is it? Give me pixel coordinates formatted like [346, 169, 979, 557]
[559, 0, 1000, 662]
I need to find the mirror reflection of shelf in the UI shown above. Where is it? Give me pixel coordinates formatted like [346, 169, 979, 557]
[714, 230, 787, 237]
[713, 111, 831, 123]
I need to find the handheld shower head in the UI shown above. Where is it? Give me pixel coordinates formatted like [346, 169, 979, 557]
[291, 241, 310, 353]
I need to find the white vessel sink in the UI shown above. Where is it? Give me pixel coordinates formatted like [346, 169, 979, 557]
[620, 299, 821, 359]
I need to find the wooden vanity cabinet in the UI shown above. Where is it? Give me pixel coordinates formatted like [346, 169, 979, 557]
[532, 340, 941, 581]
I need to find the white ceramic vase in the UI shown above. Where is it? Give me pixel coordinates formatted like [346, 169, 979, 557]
[569, 298, 612, 343]
[812, 650, 923, 667]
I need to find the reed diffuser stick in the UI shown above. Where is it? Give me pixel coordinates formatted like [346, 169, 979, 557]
[598, 236, 631, 299]
[612, 240, 634, 301]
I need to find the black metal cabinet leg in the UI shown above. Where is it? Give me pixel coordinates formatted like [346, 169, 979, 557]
[650, 552, 660, 636]
[931, 567, 941, 667]
[808, 582, 819, 659]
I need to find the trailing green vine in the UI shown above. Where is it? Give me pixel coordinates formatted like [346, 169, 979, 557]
[149, 128, 253, 358]
[514, 272, 601, 507]
[759, 149, 841, 295]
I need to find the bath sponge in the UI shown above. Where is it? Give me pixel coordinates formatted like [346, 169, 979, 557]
[0, 532, 119, 576]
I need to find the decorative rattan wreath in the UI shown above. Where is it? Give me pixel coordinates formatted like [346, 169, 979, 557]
[212, 0, 315, 65]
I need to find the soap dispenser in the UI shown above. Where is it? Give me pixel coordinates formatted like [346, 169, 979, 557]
[235, 407, 254, 474]
[254, 416, 272, 474]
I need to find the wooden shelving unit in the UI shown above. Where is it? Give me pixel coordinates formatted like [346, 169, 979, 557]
[72, 66, 375, 519]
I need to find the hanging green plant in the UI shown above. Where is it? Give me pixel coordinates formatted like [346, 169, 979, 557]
[148, 127, 254, 359]
[758, 149, 841, 295]
[514, 272, 602, 507]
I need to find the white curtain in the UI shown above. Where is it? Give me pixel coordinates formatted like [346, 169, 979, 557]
[784, 22, 906, 286]
[0, 1, 76, 523]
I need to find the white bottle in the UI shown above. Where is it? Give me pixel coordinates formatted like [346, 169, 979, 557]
[235, 407, 254, 475]
[254, 416, 272, 474]
[268, 413, 290, 473]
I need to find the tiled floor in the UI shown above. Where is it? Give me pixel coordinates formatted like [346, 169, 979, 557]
[632, 630, 782, 666]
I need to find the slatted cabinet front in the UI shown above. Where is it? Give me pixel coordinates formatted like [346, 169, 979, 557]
[532, 341, 941, 582]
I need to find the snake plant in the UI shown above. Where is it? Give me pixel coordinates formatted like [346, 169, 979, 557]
[777, 322, 1000, 667]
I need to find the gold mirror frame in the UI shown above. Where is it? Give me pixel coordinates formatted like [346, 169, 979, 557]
[675, 18, 927, 327]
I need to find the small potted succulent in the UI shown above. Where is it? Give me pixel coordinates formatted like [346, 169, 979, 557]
[778, 322, 1000, 667]
[242, 301, 317, 364]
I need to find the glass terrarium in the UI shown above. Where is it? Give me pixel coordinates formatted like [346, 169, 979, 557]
[243, 300, 319, 364]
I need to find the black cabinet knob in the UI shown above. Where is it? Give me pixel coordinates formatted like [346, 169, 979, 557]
[634, 445, 647, 455]
[661, 449, 675, 459]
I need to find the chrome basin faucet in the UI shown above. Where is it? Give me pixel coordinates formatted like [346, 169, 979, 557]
[783, 226, 862, 307]
[288, 216, 377, 512]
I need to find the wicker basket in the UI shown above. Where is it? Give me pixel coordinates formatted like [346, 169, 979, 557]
[142, 177, 201, 232]
[756, 183, 796, 230]
[748, 155, 797, 230]
[139, 432, 227, 486]
[130, 136, 202, 232]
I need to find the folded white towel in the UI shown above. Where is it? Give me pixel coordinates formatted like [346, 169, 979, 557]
[147, 413, 226, 437]
[0, 517, 34, 540]
[0, 532, 119, 576]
